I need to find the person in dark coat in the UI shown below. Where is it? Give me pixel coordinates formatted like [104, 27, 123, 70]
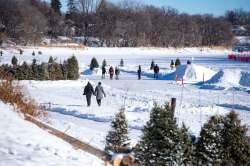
[95, 82, 106, 106]
[170, 60, 174, 70]
[115, 67, 120, 80]
[102, 66, 106, 79]
[137, 65, 142, 80]
[83, 82, 95, 107]
[109, 66, 114, 80]
[154, 64, 159, 79]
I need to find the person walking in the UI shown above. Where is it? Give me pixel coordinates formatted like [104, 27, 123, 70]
[95, 82, 106, 106]
[137, 65, 142, 80]
[170, 60, 174, 70]
[109, 66, 114, 80]
[154, 64, 160, 79]
[115, 66, 120, 80]
[102, 66, 106, 79]
[83, 82, 95, 107]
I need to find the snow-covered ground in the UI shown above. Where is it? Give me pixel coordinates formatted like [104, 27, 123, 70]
[0, 101, 103, 166]
[1, 47, 250, 163]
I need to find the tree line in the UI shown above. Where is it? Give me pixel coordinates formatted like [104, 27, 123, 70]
[0, 56, 79, 80]
[1, 0, 250, 47]
[105, 104, 250, 165]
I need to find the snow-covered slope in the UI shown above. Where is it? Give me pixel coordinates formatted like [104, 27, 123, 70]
[174, 64, 216, 83]
[204, 69, 250, 88]
[0, 101, 103, 166]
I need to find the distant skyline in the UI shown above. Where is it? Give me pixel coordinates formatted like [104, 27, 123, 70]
[51, 0, 250, 16]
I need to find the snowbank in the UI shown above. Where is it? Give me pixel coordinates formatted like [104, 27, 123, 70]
[240, 72, 250, 87]
[0, 101, 103, 166]
[174, 64, 216, 83]
[82, 68, 102, 76]
[203, 69, 250, 88]
[119, 64, 215, 83]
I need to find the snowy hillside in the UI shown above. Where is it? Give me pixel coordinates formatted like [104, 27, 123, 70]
[1, 46, 250, 165]
[0, 101, 103, 166]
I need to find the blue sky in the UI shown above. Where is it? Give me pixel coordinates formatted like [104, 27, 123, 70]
[58, 0, 250, 16]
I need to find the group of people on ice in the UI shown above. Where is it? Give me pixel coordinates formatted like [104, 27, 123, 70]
[102, 66, 120, 80]
[101, 64, 160, 80]
[83, 81, 106, 107]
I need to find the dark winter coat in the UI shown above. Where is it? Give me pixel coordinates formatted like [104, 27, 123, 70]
[154, 65, 159, 73]
[102, 67, 106, 74]
[109, 67, 114, 75]
[115, 68, 120, 75]
[138, 66, 142, 74]
[95, 85, 106, 100]
[83, 82, 95, 97]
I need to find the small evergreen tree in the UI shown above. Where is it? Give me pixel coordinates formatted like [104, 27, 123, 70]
[50, 63, 64, 80]
[179, 124, 194, 165]
[196, 111, 250, 165]
[221, 111, 250, 165]
[120, 59, 124, 67]
[195, 116, 224, 165]
[21, 61, 30, 79]
[175, 58, 181, 67]
[67, 56, 79, 80]
[38, 63, 49, 80]
[11, 56, 18, 66]
[102, 59, 107, 68]
[19, 49, 23, 55]
[48, 56, 55, 64]
[105, 109, 130, 154]
[61, 61, 68, 79]
[135, 104, 191, 166]
[15, 66, 24, 80]
[31, 59, 38, 80]
[90, 57, 99, 70]
[150, 60, 155, 70]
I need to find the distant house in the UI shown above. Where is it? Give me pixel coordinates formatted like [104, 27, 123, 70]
[232, 25, 249, 36]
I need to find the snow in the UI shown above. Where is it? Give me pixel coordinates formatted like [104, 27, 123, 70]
[235, 36, 250, 44]
[174, 64, 216, 83]
[240, 71, 250, 87]
[83, 68, 102, 76]
[203, 69, 250, 89]
[1, 46, 250, 163]
[0, 101, 103, 166]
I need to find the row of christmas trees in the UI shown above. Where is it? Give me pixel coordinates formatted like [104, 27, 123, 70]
[0, 56, 79, 80]
[89, 58, 124, 70]
[89, 57, 182, 71]
[105, 103, 250, 165]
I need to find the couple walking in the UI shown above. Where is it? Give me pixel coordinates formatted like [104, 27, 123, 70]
[83, 82, 106, 107]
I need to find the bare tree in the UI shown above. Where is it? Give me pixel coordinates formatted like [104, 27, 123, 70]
[78, 0, 100, 14]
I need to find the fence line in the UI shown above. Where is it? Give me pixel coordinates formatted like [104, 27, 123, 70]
[24, 114, 109, 161]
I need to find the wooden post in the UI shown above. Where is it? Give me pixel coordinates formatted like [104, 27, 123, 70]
[171, 98, 176, 114]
